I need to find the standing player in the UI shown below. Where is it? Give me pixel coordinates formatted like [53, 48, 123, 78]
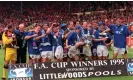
[91, 20, 111, 60]
[2, 25, 17, 80]
[82, 21, 92, 60]
[91, 20, 99, 60]
[60, 23, 69, 61]
[24, 25, 41, 63]
[39, 23, 53, 62]
[68, 21, 75, 31]
[93, 24, 113, 60]
[52, 24, 64, 62]
[109, 18, 131, 59]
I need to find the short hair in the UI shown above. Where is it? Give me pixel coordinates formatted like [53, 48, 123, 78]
[82, 21, 88, 25]
[34, 23, 42, 28]
[19, 23, 24, 28]
[35, 24, 41, 28]
[7, 25, 13, 29]
[68, 21, 74, 25]
[53, 23, 60, 28]
[43, 23, 49, 27]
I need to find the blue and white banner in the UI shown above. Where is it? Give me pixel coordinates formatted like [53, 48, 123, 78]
[8, 59, 133, 80]
[8, 64, 33, 80]
[126, 58, 133, 76]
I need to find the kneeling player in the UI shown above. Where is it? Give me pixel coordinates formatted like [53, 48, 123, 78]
[66, 26, 84, 61]
[25, 25, 41, 63]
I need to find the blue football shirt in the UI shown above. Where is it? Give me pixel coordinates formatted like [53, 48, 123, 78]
[109, 24, 131, 48]
[27, 31, 41, 54]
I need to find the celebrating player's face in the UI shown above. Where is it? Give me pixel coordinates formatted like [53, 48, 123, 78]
[76, 21, 80, 26]
[35, 26, 41, 33]
[19, 24, 25, 32]
[76, 29, 81, 33]
[43, 25, 49, 31]
[53, 26, 59, 33]
[116, 18, 122, 25]
[7, 31, 12, 37]
[69, 22, 74, 29]
[93, 22, 98, 29]
[99, 25, 104, 30]
[83, 22, 88, 29]
[87, 23, 92, 30]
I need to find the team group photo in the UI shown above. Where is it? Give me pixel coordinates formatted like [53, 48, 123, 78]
[0, 1, 133, 80]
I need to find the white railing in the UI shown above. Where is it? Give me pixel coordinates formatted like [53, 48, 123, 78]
[71, 8, 129, 16]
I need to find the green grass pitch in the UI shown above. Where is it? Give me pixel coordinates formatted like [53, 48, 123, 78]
[0, 48, 133, 80]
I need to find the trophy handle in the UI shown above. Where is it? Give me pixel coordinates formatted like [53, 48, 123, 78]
[10, 69, 16, 77]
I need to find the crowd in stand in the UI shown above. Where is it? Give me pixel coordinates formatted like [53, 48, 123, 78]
[0, 2, 133, 43]
[0, 1, 133, 30]
[0, 1, 133, 45]
[0, 2, 133, 46]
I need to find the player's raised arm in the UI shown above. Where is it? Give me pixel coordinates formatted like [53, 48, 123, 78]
[46, 23, 56, 34]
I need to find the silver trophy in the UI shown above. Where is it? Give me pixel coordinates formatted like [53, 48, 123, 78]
[84, 33, 92, 46]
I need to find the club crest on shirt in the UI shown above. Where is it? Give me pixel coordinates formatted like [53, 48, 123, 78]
[121, 27, 124, 31]
[33, 42, 36, 46]
[115, 31, 121, 34]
